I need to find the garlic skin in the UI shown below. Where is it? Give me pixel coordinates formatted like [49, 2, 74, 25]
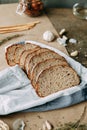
[57, 37, 67, 46]
[0, 120, 9, 130]
[69, 38, 77, 44]
[70, 51, 79, 57]
[62, 35, 68, 41]
[12, 119, 25, 130]
[43, 31, 55, 42]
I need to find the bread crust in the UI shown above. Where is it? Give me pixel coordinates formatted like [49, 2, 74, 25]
[28, 50, 66, 79]
[31, 58, 69, 87]
[14, 42, 38, 64]
[25, 48, 49, 77]
[5, 44, 23, 66]
[19, 47, 40, 69]
[35, 65, 80, 97]
[24, 47, 42, 72]
[5, 42, 80, 98]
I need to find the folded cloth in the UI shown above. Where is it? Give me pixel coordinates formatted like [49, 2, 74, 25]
[0, 65, 30, 94]
[0, 41, 87, 115]
[23, 83, 87, 112]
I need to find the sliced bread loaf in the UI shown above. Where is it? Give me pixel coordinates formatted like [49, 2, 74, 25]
[35, 65, 80, 97]
[31, 58, 69, 87]
[5, 44, 23, 66]
[27, 50, 66, 79]
[24, 48, 49, 73]
[19, 47, 40, 69]
[14, 42, 38, 64]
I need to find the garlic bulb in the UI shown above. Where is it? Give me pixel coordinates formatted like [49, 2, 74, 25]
[43, 31, 55, 42]
[12, 119, 25, 130]
[0, 120, 9, 130]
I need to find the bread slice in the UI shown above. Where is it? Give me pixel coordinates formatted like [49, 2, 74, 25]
[14, 42, 37, 64]
[19, 47, 40, 69]
[35, 65, 80, 97]
[24, 42, 37, 49]
[5, 44, 23, 66]
[31, 58, 69, 87]
[24, 48, 49, 73]
[27, 50, 66, 79]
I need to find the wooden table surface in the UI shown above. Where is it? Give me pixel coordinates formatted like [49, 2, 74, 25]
[0, 4, 87, 130]
[46, 8, 87, 67]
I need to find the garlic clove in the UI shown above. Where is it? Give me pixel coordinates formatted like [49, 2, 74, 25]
[59, 28, 66, 36]
[45, 120, 53, 130]
[62, 35, 68, 41]
[70, 50, 79, 57]
[42, 123, 47, 130]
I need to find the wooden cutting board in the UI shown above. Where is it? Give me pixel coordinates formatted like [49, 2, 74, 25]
[0, 3, 87, 130]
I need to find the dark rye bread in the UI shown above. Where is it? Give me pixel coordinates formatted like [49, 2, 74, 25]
[27, 50, 66, 79]
[31, 58, 69, 87]
[24, 48, 49, 73]
[19, 47, 40, 69]
[14, 42, 37, 64]
[35, 65, 80, 97]
[5, 44, 23, 66]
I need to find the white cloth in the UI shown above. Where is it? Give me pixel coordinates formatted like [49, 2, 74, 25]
[0, 65, 30, 94]
[0, 41, 87, 115]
